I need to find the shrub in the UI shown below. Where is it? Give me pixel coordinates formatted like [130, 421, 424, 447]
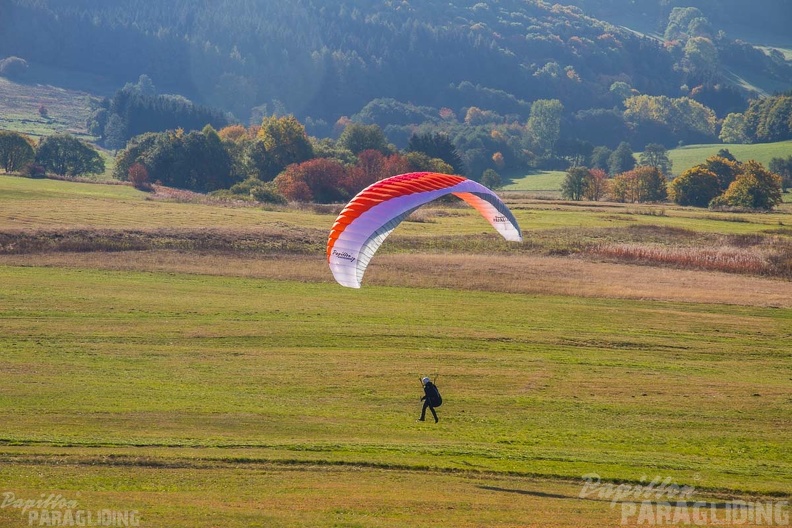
[22, 163, 46, 179]
[251, 182, 287, 204]
[128, 163, 153, 191]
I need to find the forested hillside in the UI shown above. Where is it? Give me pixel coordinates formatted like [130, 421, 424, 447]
[3, 1, 790, 129]
[2, 0, 792, 185]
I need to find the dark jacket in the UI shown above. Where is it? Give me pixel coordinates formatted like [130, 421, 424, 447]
[422, 382, 442, 407]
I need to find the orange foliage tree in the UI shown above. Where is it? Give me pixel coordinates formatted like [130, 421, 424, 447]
[492, 151, 505, 169]
[342, 150, 412, 196]
[611, 166, 667, 203]
[127, 162, 152, 191]
[274, 158, 348, 203]
[583, 168, 608, 201]
[217, 125, 249, 142]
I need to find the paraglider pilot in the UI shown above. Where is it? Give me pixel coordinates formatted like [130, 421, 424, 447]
[418, 376, 442, 423]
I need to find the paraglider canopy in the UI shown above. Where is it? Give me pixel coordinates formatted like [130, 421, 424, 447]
[327, 172, 522, 288]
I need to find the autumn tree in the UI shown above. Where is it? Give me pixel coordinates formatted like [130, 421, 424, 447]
[380, 152, 412, 180]
[464, 107, 486, 125]
[703, 155, 742, 191]
[583, 168, 608, 201]
[342, 149, 409, 196]
[112, 132, 160, 181]
[492, 151, 505, 170]
[218, 125, 250, 143]
[611, 166, 666, 203]
[127, 162, 152, 191]
[0, 131, 35, 173]
[743, 95, 792, 143]
[274, 158, 348, 203]
[623, 95, 717, 145]
[711, 160, 783, 210]
[255, 115, 314, 180]
[610, 171, 639, 203]
[669, 166, 720, 207]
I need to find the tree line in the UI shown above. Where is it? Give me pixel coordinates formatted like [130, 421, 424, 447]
[0, 131, 104, 178]
[74, 77, 792, 187]
[111, 117, 461, 204]
[2, 116, 786, 212]
[88, 77, 230, 149]
[560, 145, 785, 210]
[4, 1, 792, 184]
[4, 0, 790, 152]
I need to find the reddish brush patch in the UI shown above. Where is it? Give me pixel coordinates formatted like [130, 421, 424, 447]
[590, 243, 775, 275]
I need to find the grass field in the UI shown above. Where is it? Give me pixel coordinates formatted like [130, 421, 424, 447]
[502, 141, 792, 190]
[0, 74, 119, 179]
[502, 142, 792, 207]
[0, 77, 97, 142]
[0, 175, 790, 526]
[668, 141, 792, 176]
[501, 170, 566, 194]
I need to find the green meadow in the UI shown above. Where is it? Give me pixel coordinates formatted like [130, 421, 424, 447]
[0, 77, 97, 142]
[1, 266, 790, 525]
[502, 170, 566, 193]
[503, 141, 792, 191]
[0, 175, 790, 526]
[668, 141, 792, 176]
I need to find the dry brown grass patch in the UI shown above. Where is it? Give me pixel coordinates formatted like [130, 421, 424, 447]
[3, 251, 790, 307]
[590, 243, 770, 275]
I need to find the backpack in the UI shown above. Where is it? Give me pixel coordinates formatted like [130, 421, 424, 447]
[425, 382, 443, 407]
